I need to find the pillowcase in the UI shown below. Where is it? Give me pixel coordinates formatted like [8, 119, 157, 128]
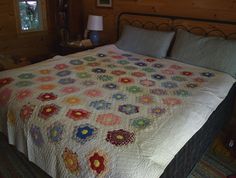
[170, 29, 236, 78]
[116, 25, 175, 58]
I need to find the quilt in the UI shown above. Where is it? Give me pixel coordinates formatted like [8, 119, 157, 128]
[0, 45, 235, 178]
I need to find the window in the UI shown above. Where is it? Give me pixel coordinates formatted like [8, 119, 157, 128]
[16, 0, 46, 32]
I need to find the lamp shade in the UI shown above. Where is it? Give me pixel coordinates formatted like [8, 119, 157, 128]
[87, 15, 103, 31]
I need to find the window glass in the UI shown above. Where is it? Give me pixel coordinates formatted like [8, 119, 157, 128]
[18, 0, 42, 31]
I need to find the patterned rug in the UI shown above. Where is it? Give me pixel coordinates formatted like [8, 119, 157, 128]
[189, 134, 236, 178]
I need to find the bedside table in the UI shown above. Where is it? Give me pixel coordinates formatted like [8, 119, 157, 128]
[57, 42, 96, 56]
[0, 55, 31, 71]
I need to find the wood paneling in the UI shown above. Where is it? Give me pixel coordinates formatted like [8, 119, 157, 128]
[1, 0, 235, 58]
[81, 0, 236, 44]
[0, 0, 57, 59]
[68, 0, 83, 39]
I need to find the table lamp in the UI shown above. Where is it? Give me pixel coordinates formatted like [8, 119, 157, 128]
[87, 15, 103, 46]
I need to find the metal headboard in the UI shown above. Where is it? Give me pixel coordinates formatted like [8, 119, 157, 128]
[117, 12, 236, 40]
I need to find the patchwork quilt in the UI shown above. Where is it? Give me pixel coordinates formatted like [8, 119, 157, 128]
[0, 45, 235, 178]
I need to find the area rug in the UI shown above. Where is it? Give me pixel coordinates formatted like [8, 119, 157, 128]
[189, 134, 236, 178]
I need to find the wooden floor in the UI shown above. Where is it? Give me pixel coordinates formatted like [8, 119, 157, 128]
[0, 133, 51, 178]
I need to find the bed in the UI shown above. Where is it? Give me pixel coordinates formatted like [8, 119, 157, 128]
[0, 12, 236, 178]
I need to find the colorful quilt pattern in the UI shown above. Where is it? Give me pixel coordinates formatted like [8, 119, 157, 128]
[0, 45, 235, 178]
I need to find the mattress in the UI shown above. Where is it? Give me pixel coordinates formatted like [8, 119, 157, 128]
[161, 82, 236, 178]
[0, 45, 235, 178]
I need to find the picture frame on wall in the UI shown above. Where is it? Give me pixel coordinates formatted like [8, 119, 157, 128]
[97, 0, 112, 7]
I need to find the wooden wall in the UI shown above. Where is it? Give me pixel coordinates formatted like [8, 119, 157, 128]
[0, 0, 57, 59]
[81, 0, 236, 44]
[1, 0, 235, 59]
[68, 0, 83, 40]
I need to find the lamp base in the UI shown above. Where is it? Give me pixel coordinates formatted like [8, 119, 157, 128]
[89, 31, 100, 46]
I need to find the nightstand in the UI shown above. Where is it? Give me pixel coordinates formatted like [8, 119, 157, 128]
[0, 55, 31, 71]
[57, 42, 95, 56]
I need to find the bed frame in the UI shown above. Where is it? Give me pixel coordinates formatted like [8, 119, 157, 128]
[117, 12, 236, 40]
[117, 12, 236, 178]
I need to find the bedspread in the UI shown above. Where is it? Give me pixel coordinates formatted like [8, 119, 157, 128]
[0, 45, 235, 178]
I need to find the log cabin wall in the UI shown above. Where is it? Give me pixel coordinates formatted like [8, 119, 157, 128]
[55, 0, 83, 45]
[67, 0, 83, 40]
[0, 0, 57, 59]
[81, 0, 236, 44]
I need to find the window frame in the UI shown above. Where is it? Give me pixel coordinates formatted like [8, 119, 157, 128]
[14, 0, 48, 33]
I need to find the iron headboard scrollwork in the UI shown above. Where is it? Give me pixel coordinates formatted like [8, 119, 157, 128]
[117, 12, 236, 40]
